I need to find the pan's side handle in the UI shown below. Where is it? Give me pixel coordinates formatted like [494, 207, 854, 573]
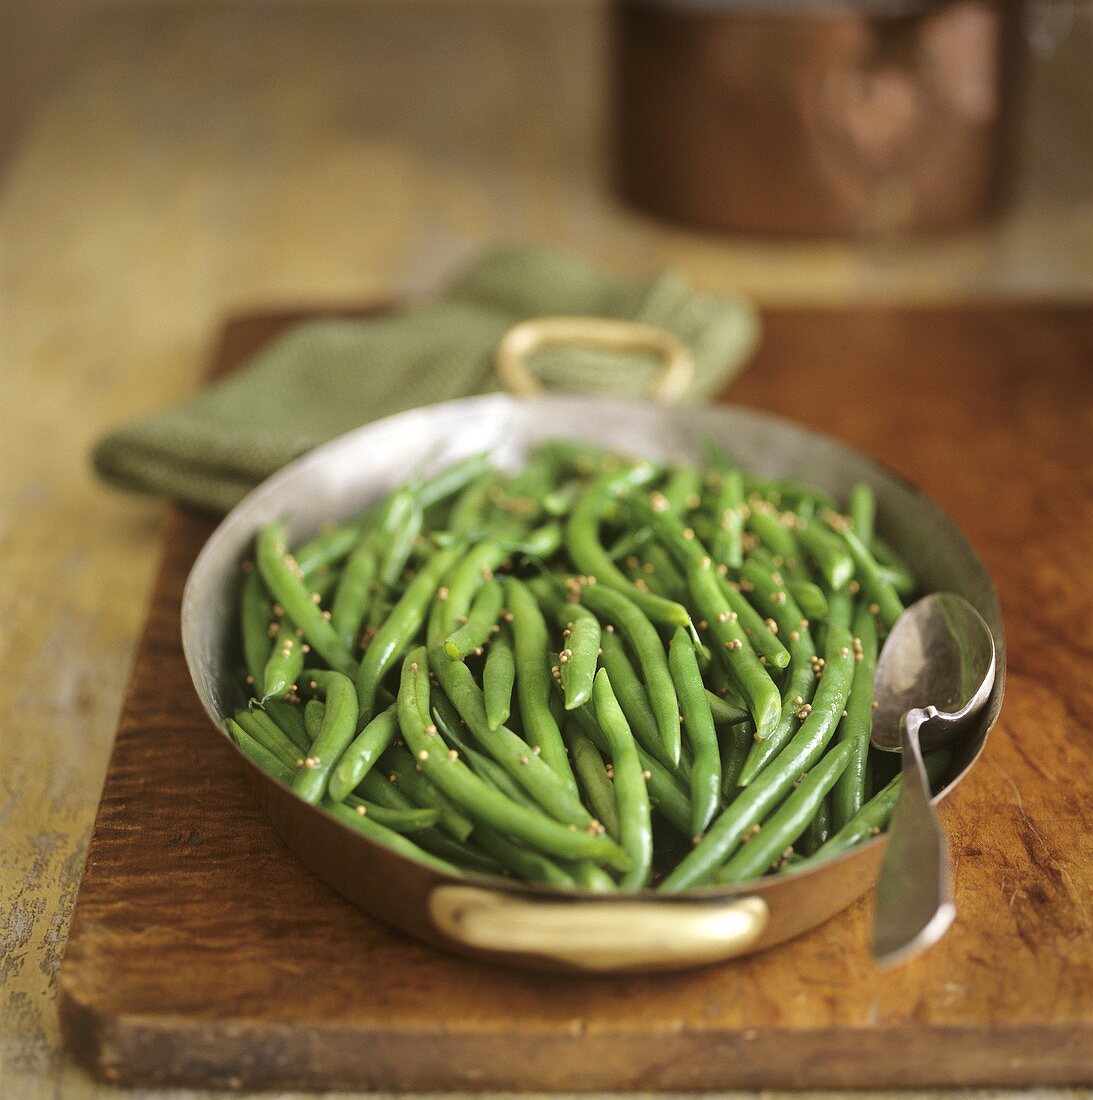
[494, 317, 694, 403]
[428, 885, 768, 971]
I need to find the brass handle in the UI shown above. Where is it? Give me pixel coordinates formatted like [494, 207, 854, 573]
[429, 885, 769, 971]
[494, 316, 695, 403]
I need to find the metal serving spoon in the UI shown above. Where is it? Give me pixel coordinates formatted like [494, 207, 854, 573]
[870, 593, 997, 967]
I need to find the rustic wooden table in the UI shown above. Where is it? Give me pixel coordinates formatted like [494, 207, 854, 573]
[2, 3, 1091, 1099]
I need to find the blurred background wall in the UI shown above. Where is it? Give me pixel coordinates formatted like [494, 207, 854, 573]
[2, 0, 1090, 176]
[0, 0, 99, 166]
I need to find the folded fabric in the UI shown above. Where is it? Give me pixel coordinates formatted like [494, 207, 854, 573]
[92, 246, 759, 513]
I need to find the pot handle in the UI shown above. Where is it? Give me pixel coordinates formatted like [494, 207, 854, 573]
[494, 317, 694, 403]
[429, 884, 769, 971]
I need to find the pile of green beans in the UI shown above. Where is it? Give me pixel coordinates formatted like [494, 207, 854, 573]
[230, 440, 947, 891]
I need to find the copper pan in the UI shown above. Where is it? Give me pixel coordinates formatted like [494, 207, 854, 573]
[181, 393, 1004, 973]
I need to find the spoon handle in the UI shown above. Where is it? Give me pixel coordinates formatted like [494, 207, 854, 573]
[871, 708, 956, 967]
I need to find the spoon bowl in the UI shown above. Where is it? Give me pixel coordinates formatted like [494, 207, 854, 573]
[872, 593, 997, 754]
[870, 593, 997, 967]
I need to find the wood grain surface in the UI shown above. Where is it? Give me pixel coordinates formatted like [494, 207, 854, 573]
[57, 305, 1093, 1091]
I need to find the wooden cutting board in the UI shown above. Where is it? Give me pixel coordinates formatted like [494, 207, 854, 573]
[59, 305, 1092, 1090]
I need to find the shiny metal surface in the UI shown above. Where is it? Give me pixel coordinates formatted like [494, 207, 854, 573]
[494, 316, 696, 401]
[181, 394, 1006, 972]
[871, 594, 998, 967]
[613, 0, 1017, 237]
[429, 886, 769, 971]
[872, 594, 998, 754]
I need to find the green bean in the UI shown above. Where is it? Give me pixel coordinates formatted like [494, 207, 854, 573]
[563, 718, 621, 841]
[300, 555, 348, 599]
[322, 798, 462, 876]
[717, 574, 790, 670]
[536, 439, 612, 476]
[511, 521, 563, 561]
[830, 603, 877, 830]
[659, 625, 856, 892]
[506, 578, 579, 790]
[848, 482, 875, 550]
[719, 725, 750, 796]
[682, 558, 781, 742]
[715, 740, 856, 882]
[703, 653, 748, 711]
[442, 577, 503, 659]
[592, 669, 653, 889]
[579, 584, 683, 766]
[621, 549, 661, 598]
[362, 591, 393, 638]
[427, 602, 600, 828]
[642, 541, 687, 602]
[294, 514, 374, 577]
[795, 521, 854, 592]
[482, 625, 515, 730]
[472, 826, 579, 888]
[256, 523, 357, 677]
[739, 618, 848, 787]
[419, 452, 494, 510]
[260, 612, 304, 702]
[802, 748, 953, 867]
[399, 649, 630, 868]
[447, 469, 501, 536]
[566, 480, 691, 630]
[669, 628, 721, 837]
[743, 474, 840, 514]
[379, 742, 476, 842]
[542, 480, 582, 518]
[705, 691, 750, 728]
[327, 703, 399, 803]
[413, 829, 505, 875]
[710, 467, 744, 569]
[632, 497, 782, 742]
[356, 766, 419, 811]
[745, 507, 807, 580]
[342, 795, 442, 833]
[240, 570, 273, 685]
[303, 697, 324, 740]
[233, 708, 299, 769]
[261, 698, 310, 753]
[787, 580, 828, 623]
[570, 705, 692, 837]
[292, 670, 359, 804]
[566, 861, 618, 893]
[435, 538, 513, 637]
[355, 542, 462, 720]
[503, 447, 558, 499]
[380, 498, 424, 594]
[661, 464, 703, 515]
[228, 718, 295, 784]
[826, 587, 854, 631]
[826, 521, 904, 629]
[872, 536, 916, 596]
[598, 629, 681, 774]
[607, 525, 653, 562]
[798, 794, 830, 856]
[431, 690, 540, 812]
[559, 603, 600, 712]
[735, 563, 819, 784]
[330, 541, 378, 652]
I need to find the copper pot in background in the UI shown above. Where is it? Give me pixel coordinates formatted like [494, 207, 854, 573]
[612, 0, 1021, 237]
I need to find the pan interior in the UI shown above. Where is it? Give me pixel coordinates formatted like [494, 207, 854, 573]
[181, 393, 1005, 889]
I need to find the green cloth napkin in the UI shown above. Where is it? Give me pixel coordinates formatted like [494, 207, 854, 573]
[93, 247, 759, 513]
